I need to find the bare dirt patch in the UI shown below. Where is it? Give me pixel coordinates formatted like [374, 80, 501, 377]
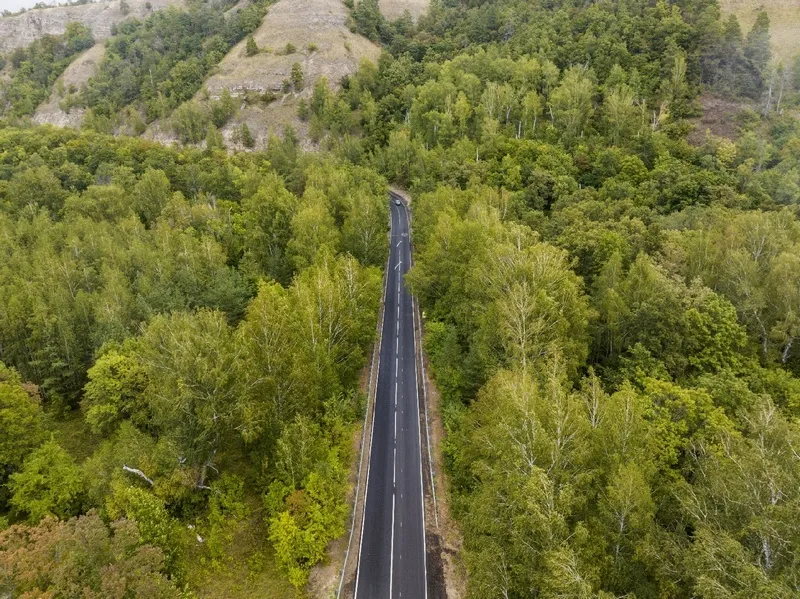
[0, 0, 184, 53]
[688, 94, 753, 145]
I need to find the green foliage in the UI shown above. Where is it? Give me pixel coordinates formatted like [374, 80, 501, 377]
[744, 10, 772, 75]
[172, 101, 211, 144]
[400, 98, 800, 596]
[210, 88, 238, 128]
[9, 439, 85, 523]
[4, 0, 799, 591]
[290, 62, 304, 92]
[0, 101, 382, 594]
[246, 34, 259, 56]
[206, 124, 226, 152]
[81, 2, 266, 121]
[0, 363, 45, 496]
[0, 511, 183, 598]
[106, 481, 185, 576]
[204, 473, 249, 564]
[0, 23, 94, 118]
[352, 0, 385, 42]
[233, 122, 256, 148]
[82, 350, 149, 436]
[268, 420, 349, 591]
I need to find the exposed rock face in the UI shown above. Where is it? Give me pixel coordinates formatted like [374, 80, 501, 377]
[167, 0, 381, 148]
[201, 0, 380, 99]
[0, 0, 184, 53]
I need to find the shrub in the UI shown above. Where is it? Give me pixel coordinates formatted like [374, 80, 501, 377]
[246, 35, 259, 56]
[171, 102, 211, 144]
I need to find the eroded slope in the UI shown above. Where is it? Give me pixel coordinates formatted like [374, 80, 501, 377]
[0, 0, 183, 53]
[188, 0, 380, 146]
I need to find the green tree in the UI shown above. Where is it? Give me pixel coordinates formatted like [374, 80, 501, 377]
[82, 350, 149, 435]
[287, 189, 340, 270]
[549, 67, 595, 143]
[234, 122, 256, 148]
[9, 439, 85, 523]
[6, 165, 67, 215]
[106, 482, 184, 575]
[341, 188, 389, 266]
[291, 62, 304, 92]
[246, 34, 259, 57]
[744, 10, 772, 74]
[133, 310, 241, 488]
[210, 88, 237, 128]
[171, 101, 211, 144]
[205, 124, 226, 151]
[0, 363, 45, 491]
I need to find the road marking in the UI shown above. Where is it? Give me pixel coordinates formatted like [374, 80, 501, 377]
[390, 362, 399, 599]
[389, 492, 395, 598]
[397, 241, 402, 247]
[395, 261, 402, 270]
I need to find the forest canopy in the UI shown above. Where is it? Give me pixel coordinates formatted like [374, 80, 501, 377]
[0, 0, 800, 595]
[0, 125, 388, 595]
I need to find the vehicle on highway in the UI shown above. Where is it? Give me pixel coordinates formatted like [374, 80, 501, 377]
[394, 198, 402, 206]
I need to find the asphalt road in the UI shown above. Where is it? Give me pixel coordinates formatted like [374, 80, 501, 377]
[355, 193, 427, 599]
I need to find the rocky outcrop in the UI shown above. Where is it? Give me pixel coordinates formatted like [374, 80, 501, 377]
[170, 0, 381, 148]
[0, 0, 184, 53]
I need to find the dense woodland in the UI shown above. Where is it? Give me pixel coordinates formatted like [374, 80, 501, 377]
[1, 0, 800, 596]
[0, 127, 388, 595]
[338, 0, 800, 596]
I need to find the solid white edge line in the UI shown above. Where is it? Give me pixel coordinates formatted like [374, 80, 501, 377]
[352, 202, 395, 599]
[389, 491, 396, 598]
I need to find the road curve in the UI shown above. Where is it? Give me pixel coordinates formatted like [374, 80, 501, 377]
[354, 193, 427, 599]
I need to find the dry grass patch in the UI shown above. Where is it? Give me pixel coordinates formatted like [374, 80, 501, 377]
[378, 0, 429, 22]
[719, 0, 800, 60]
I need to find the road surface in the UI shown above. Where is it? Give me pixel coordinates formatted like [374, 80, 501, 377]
[355, 193, 427, 599]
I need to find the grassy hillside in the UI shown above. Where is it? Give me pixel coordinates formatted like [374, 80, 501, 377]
[720, 0, 800, 59]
